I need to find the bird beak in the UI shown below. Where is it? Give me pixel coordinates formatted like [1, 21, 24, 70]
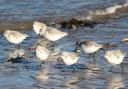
[76, 41, 82, 48]
[37, 33, 41, 38]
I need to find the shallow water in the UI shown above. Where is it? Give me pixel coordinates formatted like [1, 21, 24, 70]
[0, 0, 127, 31]
[0, 0, 126, 22]
[0, 13, 128, 89]
[0, 0, 128, 89]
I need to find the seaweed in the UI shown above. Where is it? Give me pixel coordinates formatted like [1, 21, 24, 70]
[58, 18, 99, 29]
[7, 56, 23, 63]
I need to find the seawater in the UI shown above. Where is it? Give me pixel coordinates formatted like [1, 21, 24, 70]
[0, 0, 126, 22]
[0, 0, 128, 89]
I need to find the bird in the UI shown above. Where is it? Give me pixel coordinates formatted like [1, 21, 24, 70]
[122, 37, 128, 42]
[4, 30, 29, 49]
[77, 40, 109, 63]
[104, 49, 126, 72]
[59, 45, 81, 71]
[43, 27, 68, 47]
[60, 51, 80, 66]
[33, 21, 47, 36]
[36, 45, 49, 66]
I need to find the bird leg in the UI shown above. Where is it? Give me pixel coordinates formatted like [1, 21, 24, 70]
[72, 65, 76, 72]
[16, 44, 21, 49]
[51, 41, 55, 47]
[39, 60, 45, 66]
[88, 53, 96, 63]
[109, 65, 113, 72]
[88, 54, 92, 59]
[92, 52, 96, 63]
[49, 41, 55, 51]
[120, 63, 124, 73]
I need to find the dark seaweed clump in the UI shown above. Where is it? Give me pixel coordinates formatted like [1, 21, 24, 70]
[7, 56, 23, 63]
[7, 56, 30, 63]
[58, 18, 99, 29]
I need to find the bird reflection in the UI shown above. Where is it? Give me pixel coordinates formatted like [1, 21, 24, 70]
[64, 73, 79, 89]
[106, 73, 125, 89]
[33, 68, 50, 83]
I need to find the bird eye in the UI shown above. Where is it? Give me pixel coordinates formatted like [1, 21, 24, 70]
[39, 29, 42, 32]
[117, 56, 120, 58]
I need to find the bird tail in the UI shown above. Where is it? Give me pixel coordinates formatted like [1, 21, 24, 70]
[101, 42, 118, 49]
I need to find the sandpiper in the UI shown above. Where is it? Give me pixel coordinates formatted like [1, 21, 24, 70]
[61, 51, 80, 65]
[60, 42, 81, 65]
[33, 21, 47, 36]
[36, 45, 49, 66]
[43, 27, 68, 47]
[122, 37, 128, 42]
[4, 30, 28, 49]
[77, 40, 105, 63]
[59, 46, 81, 71]
[104, 49, 126, 72]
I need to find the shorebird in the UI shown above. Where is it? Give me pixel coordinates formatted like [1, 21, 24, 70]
[57, 47, 81, 72]
[122, 37, 128, 42]
[36, 45, 49, 66]
[61, 51, 80, 66]
[57, 46, 81, 71]
[77, 40, 110, 63]
[58, 46, 81, 71]
[104, 49, 126, 72]
[43, 27, 68, 47]
[4, 30, 28, 49]
[33, 21, 47, 36]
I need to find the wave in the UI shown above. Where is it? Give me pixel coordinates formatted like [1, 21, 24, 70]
[75, 2, 128, 21]
[0, 1, 128, 31]
[57, 2, 128, 29]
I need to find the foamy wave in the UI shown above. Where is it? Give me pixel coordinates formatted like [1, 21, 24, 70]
[85, 3, 128, 21]
[58, 2, 128, 28]
[106, 5, 122, 14]
[89, 4, 125, 15]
